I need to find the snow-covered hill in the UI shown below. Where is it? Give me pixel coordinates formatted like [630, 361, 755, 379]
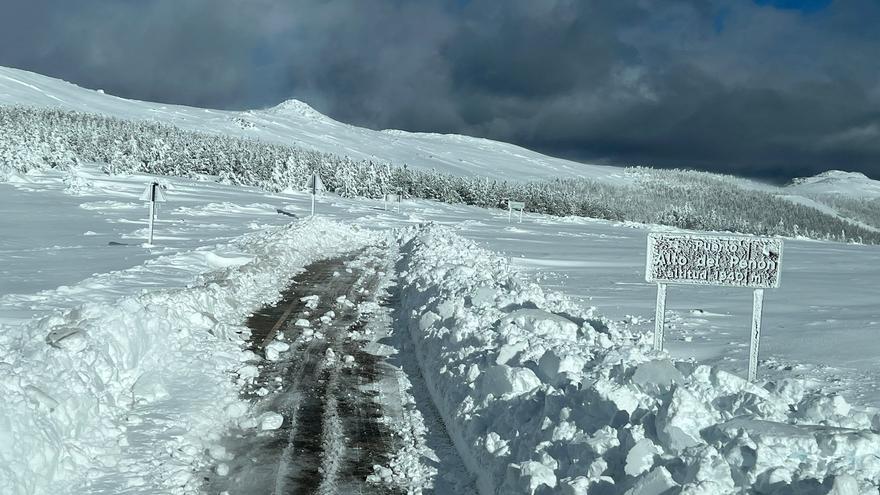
[0, 66, 624, 181]
[786, 169, 880, 198]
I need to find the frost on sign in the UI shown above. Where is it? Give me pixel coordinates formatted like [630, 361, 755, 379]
[646, 233, 783, 289]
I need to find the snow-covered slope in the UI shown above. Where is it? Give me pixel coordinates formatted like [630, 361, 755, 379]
[0, 66, 623, 181]
[786, 170, 880, 198]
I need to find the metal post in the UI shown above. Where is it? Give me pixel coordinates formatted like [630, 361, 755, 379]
[749, 289, 765, 382]
[311, 192, 315, 216]
[508, 206, 512, 223]
[518, 208, 523, 223]
[147, 200, 155, 245]
[384, 195, 388, 211]
[653, 283, 667, 351]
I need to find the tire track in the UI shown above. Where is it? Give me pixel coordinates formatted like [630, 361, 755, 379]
[204, 247, 406, 495]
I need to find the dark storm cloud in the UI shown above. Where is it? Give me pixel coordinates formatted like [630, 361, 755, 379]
[1, 0, 878, 180]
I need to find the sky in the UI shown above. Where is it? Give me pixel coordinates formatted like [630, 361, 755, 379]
[1, 0, 878, 181]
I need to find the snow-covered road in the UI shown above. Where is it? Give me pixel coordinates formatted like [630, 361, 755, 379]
[207, 245, 474, 494]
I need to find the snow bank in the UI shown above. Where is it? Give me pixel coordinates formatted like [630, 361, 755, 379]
[0, 217, 378, 494]
[397, 225, 880, 494]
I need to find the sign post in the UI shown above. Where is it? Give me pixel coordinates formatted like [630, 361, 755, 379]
[645, 232, 783, 381]
[508, 200, 525, 223]
[139, 181, 166, 246]
[749, 288, 765, 382]
[305, 173, 324, 216]
[653, 283, 667, 351]
[384, 193, 401, 213]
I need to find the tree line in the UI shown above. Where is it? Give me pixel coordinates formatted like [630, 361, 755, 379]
[1, 105, 877, 244]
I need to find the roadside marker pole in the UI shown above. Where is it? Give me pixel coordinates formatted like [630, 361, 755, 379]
[306, 173, 324, 216]
[140, 181, 166, 246]
[148, 198, 155, 245]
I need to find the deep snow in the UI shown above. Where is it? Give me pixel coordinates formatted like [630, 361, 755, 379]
[2, 165, 879, 493]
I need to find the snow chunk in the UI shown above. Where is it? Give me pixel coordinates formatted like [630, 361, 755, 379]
[202, 252, 253, 269]
[300, 295, 320, 309]
[656, 386, 718, 453]
[827, 474, 859, 495]
[559, 477, 591, 495]
[259, 412, 284, 430]
[484, 432, 510, 457]
[632, 359, 683, 394]
[625, 438, 660, 477]
[265, 340, 290, 361]
[623, 466, 677, 495]
[506, 461, 557, 493]
[499, 309, 579, 341]
[538, 349, 586, 386]
[478, 364, 542, 399]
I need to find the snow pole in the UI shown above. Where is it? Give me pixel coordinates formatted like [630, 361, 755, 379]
[140, 181, 166, 246]
[306, 173, 323, 217]
[147, 198, 155, 245]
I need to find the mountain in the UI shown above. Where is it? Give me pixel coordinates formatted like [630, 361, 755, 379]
[0, 66, 624, 182]
[786, 170, 880, 198]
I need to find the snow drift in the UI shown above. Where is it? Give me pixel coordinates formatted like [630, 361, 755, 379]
[397, 225, 880, 494]
[0, 217, 379, 494]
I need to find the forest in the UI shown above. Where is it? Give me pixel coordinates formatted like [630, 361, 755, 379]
[1, 105, 877, 244]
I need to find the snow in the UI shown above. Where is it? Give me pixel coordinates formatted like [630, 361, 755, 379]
[2, 66, 880, 494]
[2, 163, 880, 493]
[396, 225, 880, 493]
[0, 65, 624, 182]
[0, 175, 380, 493]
